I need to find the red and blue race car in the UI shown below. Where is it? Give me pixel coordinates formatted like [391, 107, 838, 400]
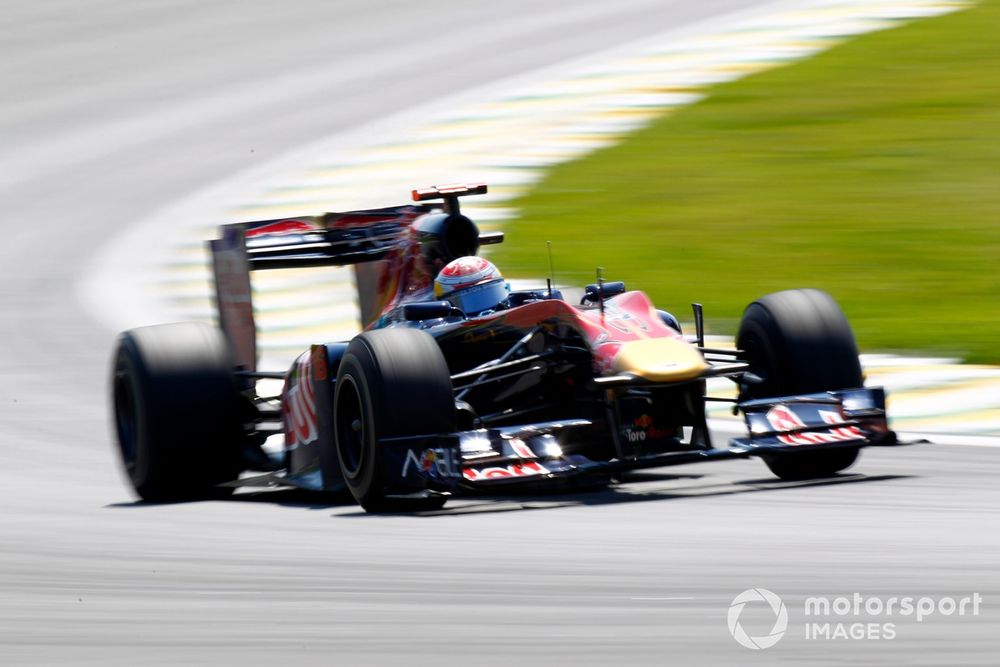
[111, 183, 900, 511]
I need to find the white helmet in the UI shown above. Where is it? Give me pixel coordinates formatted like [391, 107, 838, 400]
[434, 256, 508, 315]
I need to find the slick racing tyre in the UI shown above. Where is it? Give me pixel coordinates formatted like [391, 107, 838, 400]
[334, 328, 454, 512]
[112, 322, 244, 501]
[736, 289, 863, 480]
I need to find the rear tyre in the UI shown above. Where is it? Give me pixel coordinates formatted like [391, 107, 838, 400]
[112, 322, 244, 501]
[334, 328, 455, 512]
[736, 289, 862, 480]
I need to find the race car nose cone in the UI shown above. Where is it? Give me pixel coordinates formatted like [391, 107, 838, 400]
[611, 338, 708, 383]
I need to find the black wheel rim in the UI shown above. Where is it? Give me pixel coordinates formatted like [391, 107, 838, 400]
[335, 376, 366, 479]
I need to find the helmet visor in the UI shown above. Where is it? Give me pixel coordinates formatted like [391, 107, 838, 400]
[448, 279, 508, 315]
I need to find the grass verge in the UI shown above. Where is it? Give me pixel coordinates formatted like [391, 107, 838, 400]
[493, 1, 1000, 363]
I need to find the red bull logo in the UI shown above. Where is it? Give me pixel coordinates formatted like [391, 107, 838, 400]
[420, 449, 437, 472]
[634, 414, 654, 429]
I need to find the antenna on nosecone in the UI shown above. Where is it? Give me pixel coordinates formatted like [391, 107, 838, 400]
[546, 241, 555, 299]
[596, 266, 605, 318]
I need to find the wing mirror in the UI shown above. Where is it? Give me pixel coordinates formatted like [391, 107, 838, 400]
[581, 281, 626, 304]
[402, 301, 464, 321]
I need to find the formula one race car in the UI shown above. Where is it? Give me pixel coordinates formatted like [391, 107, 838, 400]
[111, 183, 900, 511]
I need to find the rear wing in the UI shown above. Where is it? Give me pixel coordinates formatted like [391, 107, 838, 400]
[209, 205, 428, 371]
[209, 185, 501, 371]
[238, 205, 431, 271]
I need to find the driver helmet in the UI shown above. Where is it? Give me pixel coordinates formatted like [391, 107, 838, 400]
[434, 256, 508, 315]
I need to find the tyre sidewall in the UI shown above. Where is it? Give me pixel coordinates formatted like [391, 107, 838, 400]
[737, 289, 863, 398]
[333, 344, 382, 506]
[736, 289, 864, 478]
[333, 329, 455, 510]
[111, 323, 243, 501]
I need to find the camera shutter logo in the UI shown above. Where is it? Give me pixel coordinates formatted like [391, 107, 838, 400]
[728, 588, 788, 649]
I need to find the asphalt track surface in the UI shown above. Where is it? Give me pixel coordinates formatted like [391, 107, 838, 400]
[1, 1, 997, 665]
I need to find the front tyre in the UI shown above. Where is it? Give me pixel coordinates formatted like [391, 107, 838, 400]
[111, 322, 244, 501]
[334, 328, 455, 512]
[736, 289, 863, 480]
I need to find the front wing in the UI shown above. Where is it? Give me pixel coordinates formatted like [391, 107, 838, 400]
[377, 387, 901, 498]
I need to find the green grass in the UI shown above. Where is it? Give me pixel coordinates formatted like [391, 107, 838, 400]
[493, 1, 1000, 363]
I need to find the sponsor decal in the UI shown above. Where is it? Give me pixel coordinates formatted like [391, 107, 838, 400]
[283, 355, 318, 449]
[401, 447, 461, 479]
[623, 427, 647, 443]
[463, 461, 548, 481]
[506, 437, 536, 459]
[245, 219, 315, 237]
[764, 406, 863, 446]
[624, 414, 676, 442]
[603, 306, 650, 336]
